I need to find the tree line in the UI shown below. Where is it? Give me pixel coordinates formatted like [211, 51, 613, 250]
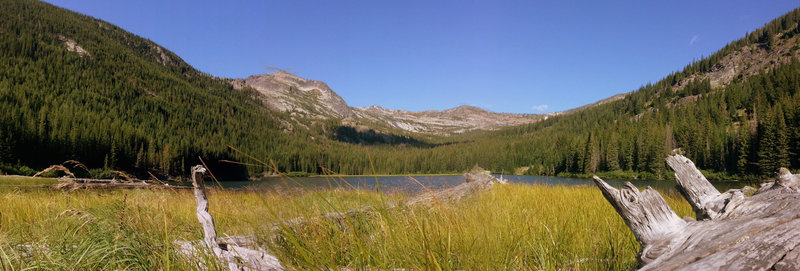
[0, 0, 798, 181]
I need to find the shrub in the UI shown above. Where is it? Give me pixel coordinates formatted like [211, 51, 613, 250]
[89, 168, 114, 179]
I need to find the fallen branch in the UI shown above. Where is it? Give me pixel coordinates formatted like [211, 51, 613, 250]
[594, 154, 800, 270]
[175, 165, 283, 271]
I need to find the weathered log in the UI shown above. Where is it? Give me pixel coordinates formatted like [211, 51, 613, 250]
[665, 155, 746, 220]
[594, 154, 800, 270]
[403, 166, 501, 206]
[45, 178, 187, 190]
[175, 165, 283, 271]
[213, 165, 504, 262]
[268, 166, 503, 236]
[591, 177, 686, 263]
[176, 165, 502, 270]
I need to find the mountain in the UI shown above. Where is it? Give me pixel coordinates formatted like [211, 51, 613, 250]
[230, 71, 354, 119]
[0, 0, 299, 178]
[432, 7, 800, 179]
[1, 0, 799, 180]
[353, 105, 543, 134]
[229, 71, 544, 135]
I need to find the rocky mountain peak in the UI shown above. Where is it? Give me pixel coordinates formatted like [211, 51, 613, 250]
[234, 72, 354, 119]
[232, 72, 546, 135]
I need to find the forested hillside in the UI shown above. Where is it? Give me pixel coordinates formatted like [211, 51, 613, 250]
[0, 0, 798, 180]
[0, 0, 302, 178]
[323, 7, 800, 180]
[416, 8, 800, 180]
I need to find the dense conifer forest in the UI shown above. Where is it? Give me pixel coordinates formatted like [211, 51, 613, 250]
[0, 0, 798, 180]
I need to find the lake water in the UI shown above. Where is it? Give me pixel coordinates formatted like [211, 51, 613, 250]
[220, 175, 756, 195]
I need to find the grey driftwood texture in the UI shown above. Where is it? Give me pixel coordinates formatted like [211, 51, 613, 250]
[593, 154, 800, 270]
[175, 165, 284, 271]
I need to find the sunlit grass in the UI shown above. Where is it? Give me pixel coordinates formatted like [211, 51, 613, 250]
[0, 179, 692, 270]
[268, 184, 693, 270]
[0, 175, 59, 186]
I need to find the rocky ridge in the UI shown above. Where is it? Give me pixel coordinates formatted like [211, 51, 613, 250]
[353, 105, 544, 134]
[230, 72, 547, 135]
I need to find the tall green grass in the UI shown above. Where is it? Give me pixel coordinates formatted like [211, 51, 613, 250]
[0, 180, 692, 270]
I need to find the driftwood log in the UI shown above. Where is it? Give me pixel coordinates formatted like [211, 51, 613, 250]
[175, 166, 283, 271]
[593, 154, 800, 270]
[176, 165, 503, 270]
[266, 165, 504, 239]
[46, 178, 187, 190]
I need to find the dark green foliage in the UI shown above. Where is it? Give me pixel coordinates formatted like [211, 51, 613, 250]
[0, 0, 293, 178]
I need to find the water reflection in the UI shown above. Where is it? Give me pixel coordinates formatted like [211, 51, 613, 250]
[221, 175, 758, 194]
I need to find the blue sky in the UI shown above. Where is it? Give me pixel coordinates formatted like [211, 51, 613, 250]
[45, 1, 799, 113]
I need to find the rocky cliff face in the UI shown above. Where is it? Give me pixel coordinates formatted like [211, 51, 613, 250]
[677, 33, 800, 90]
[230, 71, 354, 119]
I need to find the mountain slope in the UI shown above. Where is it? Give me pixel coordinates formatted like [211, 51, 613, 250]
[229, 71, 544, 135]
[1, 0, 799, 180]
[0, 0, 296, 178]
[431, 7, 800, 179]
[230, 71, 354, 119]
[353, 105, 543, 134]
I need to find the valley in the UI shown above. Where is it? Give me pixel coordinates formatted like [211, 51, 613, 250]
[0, 0, 798, 182]
[1, 1, 800, 270]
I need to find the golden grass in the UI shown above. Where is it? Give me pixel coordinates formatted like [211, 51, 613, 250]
[0, 181, 692, 270]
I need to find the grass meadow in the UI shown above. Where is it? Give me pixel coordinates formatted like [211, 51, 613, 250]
[0, 176, 693, 270]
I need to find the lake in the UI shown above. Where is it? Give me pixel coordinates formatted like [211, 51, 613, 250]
[220, 174, 757, 194]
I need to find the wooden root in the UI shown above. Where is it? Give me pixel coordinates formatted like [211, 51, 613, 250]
[594, 154, 800, 270]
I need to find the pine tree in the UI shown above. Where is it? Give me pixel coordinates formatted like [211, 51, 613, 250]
[583, 133, 599, 173]
[736, 126, 752, 175]
[758, 107, 790, 176]
[0, 128, 11, 163]
[606, 137, 621, 171]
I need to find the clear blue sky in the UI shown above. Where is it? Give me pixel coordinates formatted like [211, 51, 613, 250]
[44, 0, 799, 114]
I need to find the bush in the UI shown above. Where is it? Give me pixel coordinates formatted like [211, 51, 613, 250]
[0, 164, 37, 176]
[89, 168, 114, 179]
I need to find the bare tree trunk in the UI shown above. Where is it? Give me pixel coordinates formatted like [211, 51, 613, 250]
[593, 154, 800, 270]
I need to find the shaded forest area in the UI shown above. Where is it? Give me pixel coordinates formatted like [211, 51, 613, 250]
[0, 0, 798, 180]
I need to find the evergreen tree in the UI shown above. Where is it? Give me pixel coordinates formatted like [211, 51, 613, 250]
[583, 133, 599, 173]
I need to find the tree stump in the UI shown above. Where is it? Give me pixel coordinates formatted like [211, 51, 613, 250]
[593, 154, 800, 270]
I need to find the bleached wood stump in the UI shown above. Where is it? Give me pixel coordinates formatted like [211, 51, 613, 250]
[593, 154, 800, 270]
[175, 165, 284, 271]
